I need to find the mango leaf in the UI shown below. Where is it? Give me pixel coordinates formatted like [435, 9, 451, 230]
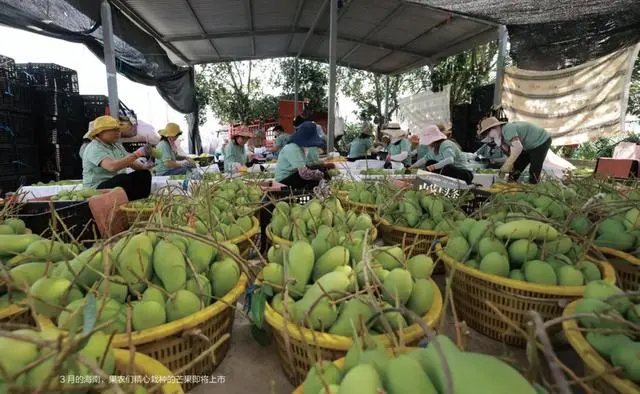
[82, 293, 97, 335]
[250, 287, 267, 330]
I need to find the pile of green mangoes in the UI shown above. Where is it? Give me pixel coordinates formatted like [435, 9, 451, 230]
[301, 334, 539, 394]
[379, 190, 465, 231]
[5, 230, 242, 334]
[340, 181, 399, 205]
[242, 171, 275, 179]
[591, 208, 640, 256]
[268, 198, 375, 242]
[0, 217, 28, 235]
[263, 242, 437, 334]
[50, 188, 101, 201]
[32, 180, 81, 186]
[0, 328, 126, 392]
[573, 282, 640, 383]
[444, 218, 603, 286]
[124, 198, 157, 210]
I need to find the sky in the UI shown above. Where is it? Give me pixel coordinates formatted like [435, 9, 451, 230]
[0, 25, 359, 151]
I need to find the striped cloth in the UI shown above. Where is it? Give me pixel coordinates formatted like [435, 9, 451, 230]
[501, 44, 640, 146]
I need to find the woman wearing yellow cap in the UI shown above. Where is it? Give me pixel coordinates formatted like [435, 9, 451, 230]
[154, 122, 195, 176]
[82, 115, 154, 201]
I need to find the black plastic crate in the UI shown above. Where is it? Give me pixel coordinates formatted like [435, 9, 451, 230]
[0, 144, 15, 174]
[38, 116, 87, 145]
[0, 111, 35, 145]
[0, 55, 16, 81]
[11, 83, 36, 114]
[79, 95, 108, 120]
[40, 143, 82, 175]
[17, 200, 98, 243]
[0, 173, 39, 197]
[13, 144, 39, 175]
[34, 88, 76, 117]
[16, 63, 79, 94]
[0, 78, 12, 110]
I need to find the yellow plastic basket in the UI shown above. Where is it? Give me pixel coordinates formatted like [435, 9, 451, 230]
[37, 274, 247, 392]
[228, 216, 261, 258]
[120, 205, 156, 226]
[562, 301, 640, 394]
[265, 224, 377, 249]
[339, 195, 379, 216]
[0, 304, 35, 326]
[263, 279, 443, 386]
[290, 348, 416, 394]
[435, 243, 616, 347]
[597, 247, 640, 291]
[112, 349, 184, 394]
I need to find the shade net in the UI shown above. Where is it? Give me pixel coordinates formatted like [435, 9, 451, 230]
[0, 0, 196, 115]
[414, 0, 640, 70]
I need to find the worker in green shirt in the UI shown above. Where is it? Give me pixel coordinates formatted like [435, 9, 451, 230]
[82, 115, 153, 201]
[154, 122, 196, 176]
[275, 121, 334, 189]
[269, 125, 289, 158]
[477, 117, 551, 184]
[382, 123, 411, 168]
[223, 127, 255, 174]
[411, 126, 473, 184]
[347, 124, 374, 161]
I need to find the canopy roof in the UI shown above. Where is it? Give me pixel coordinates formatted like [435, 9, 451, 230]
[112, 0, 498, 74]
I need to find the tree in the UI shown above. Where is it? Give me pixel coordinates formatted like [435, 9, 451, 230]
[430, 41, 499, 105]
[194, 61, 279, 126]
[339, 67, 430, 134]
[628, 56, 640, 117]
[272, 59, 329, 113]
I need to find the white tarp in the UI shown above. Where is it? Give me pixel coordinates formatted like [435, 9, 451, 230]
[502, 44, 640, 146]
[397, 85, 452, 134]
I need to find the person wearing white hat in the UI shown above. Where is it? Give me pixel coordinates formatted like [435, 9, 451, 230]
[477, 117, 551, 184]
[411, 125, 473, 184]
[223, 126, 255, 174]
[382, 122, 410, 167]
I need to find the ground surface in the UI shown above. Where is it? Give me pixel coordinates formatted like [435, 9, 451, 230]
[188, 274, 588, 394]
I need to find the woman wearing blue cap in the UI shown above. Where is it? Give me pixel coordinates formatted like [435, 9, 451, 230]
[275, 121, 334, 189]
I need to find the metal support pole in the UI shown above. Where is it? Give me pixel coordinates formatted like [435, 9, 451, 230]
[384, 75, 390, 122]
[493, 25, 508, 107]
[327, 0, 338, 153]
[101, 0, 119, 116]
[294, 57, 299, 117]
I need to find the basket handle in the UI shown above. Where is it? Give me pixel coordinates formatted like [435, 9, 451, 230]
[178, 329, 231, 372]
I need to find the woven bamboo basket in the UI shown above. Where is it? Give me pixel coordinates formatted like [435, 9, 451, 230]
[37, 274, 247, 392]
[290, 348, 415, 394]
[265, 224, 377, 249]
[435, 243, 616, 347]
[339, 195, 379, 216]
[598, 247, 640, 291]
[263, 279, 443, 386]
[120, 205, 156, 226]
[228, 216, 261, 258]
[0, 304, 34, 326]
[111, 349, 184, 394]
[562, 301, 640, 394]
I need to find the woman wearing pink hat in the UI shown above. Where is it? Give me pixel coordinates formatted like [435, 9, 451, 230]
[223, 126, 255, 173]
[477, 117, 551, 184]
[411, 125, 473, 184]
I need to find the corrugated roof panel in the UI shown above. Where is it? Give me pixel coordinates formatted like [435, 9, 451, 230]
[253, 0, 297, 28]
[407, 21, 483, 54]
[189, 0, 248, 32]
[341, 45, 392, 69]
[338, 17, 378, 37]
[212, 37, 254, 57]
[370, 51, 421, 73]
[297, 0, 328, 28]
[173, 40, 216, 58]
[255, 35, 292, 55]
[310, 38, 357, 60]
[124, 0, 201, 36]
[287, 33, 324, 54]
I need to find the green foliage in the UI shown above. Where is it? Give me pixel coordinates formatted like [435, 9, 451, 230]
[430, 41, 498, 105]
[339, 68, 430, 134]
[628, 56, 640, 117]
[194, 62, 279, 125]
[272, 59, 329, 113]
